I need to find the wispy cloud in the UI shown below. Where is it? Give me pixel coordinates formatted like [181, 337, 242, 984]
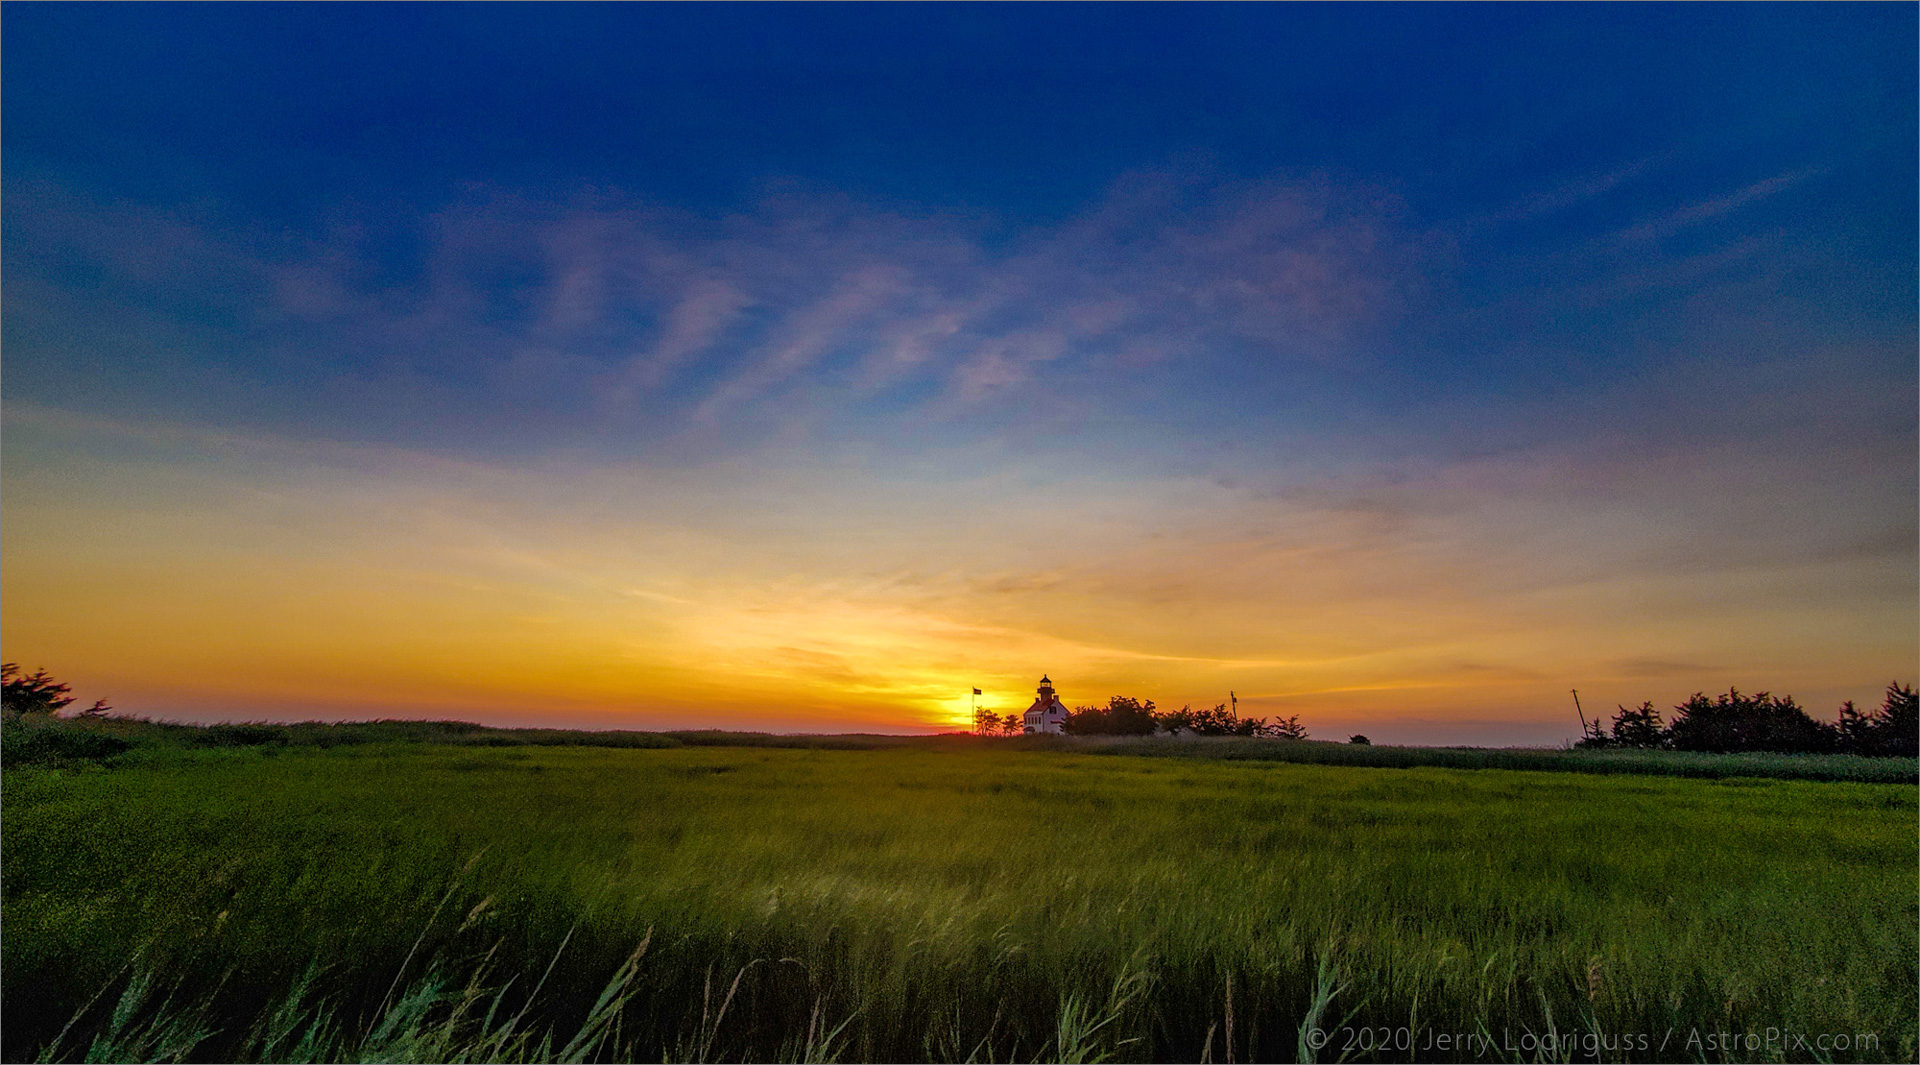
[606, 279, 754, 400]
[1601, 168, 1821, 249]
[5, 172, 1423, 450]
[692, 263, 913, 419]
[1469, 154, 1667, 227]
[5, 157, 1910, 739]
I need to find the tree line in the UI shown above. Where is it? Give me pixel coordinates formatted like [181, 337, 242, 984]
[1578, 682, 1917, 757]
[15, 661, 1911, 757]
[975, 695, 1310, 739]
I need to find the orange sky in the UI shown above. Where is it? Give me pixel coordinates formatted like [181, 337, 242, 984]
[5, 406, 1910, 745]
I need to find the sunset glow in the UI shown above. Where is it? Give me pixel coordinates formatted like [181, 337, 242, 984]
[4, 7, 1913, 743]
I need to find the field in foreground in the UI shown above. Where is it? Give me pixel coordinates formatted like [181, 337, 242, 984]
[5, 743, 1915, 1062]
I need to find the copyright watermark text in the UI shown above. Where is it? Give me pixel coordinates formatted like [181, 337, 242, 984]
[1301, 1024, 1880, 1059]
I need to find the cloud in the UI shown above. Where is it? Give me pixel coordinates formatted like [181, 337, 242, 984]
[1469, 154, 1667, 226]
[1608, 657, 1718, 678]
[692, 263, 914, 419]
[607, 279, 755, 400]
[1601, 169, 1820, 248]
[8, 165, 1909, 738]
[4, 171, 1423, 452]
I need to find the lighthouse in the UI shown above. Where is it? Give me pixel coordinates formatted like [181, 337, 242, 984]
[1021, 675, 1070, 734]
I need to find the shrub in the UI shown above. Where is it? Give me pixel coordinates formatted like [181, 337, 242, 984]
[192, 724, 289, 748]
[2, 723, 133, 765]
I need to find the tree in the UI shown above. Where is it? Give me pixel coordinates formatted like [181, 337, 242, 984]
[1839, 682, 1918, 757]
[1874, 681, 1918, 756]
[1608, 702, 1665, 749]
[1162, 703, 1238, 735]
[998, 712, 1023, 737]
[1348, 735, 1370, 745]
[1665, 688, 1835, 754]
[1063, 696, 1158, 736]
[2, 664, 76, 717]
[1265, 714, 1308, 740]
[1567, 682, 1913, 757]
[1574, 716, 1611, 749]
[975, 706, 1015, 737]
[1835, 699, 1876, 753]
[1155, 701, 1301, 738]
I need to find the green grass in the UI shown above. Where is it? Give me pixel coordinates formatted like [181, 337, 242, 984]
[1069, 734, 1920, 783]
[4, 743, 1915, 1062]
[9, 713, 1914, 783]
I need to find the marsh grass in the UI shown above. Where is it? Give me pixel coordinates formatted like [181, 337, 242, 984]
[5, 744, 1914, 1062]
[8, 713, 1912, 784]
[1060, 734, 1919, 783]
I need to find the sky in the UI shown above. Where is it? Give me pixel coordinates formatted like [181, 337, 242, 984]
[3, 5, 1914, 743]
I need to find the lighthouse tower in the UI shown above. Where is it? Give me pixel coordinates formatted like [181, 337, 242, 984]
[1022, 675, 1070, 734]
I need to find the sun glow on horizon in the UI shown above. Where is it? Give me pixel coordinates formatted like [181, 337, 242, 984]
[5, 402, 1911, 746]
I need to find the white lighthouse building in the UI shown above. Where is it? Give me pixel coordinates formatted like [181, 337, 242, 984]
[1022, 675, 1070, 734]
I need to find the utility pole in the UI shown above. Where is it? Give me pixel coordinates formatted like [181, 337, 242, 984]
[1571, 689, 1589, 740]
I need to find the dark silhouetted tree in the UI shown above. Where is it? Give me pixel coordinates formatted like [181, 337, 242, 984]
[1876, 681, 1917, 755]
[1573, 682, 1913, 757]
[1156, 702, 1292, 737]
[1608, 702, 1665, 749]
[1835, 699, 1875, 753]
[1159, 703, 1230, 735]
[1847, 682, 1918, 757]
[1665, 688, 1835, 754]
[1063, 696, 1158, 736]
[1265, 714, 1308, 740]
[2, 664, 76, 717]
[976, 708, 1019, 737]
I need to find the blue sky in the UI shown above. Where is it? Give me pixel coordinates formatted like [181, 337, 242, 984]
[4, 5, 1914, 740]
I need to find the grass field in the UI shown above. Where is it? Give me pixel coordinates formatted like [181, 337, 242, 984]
[1074, 734, 1920, 783]
[4, 741, 1915, 1062]
[11, 713, 1917, 783]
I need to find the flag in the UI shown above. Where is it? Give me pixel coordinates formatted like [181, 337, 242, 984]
[972, 688, 982, 695]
